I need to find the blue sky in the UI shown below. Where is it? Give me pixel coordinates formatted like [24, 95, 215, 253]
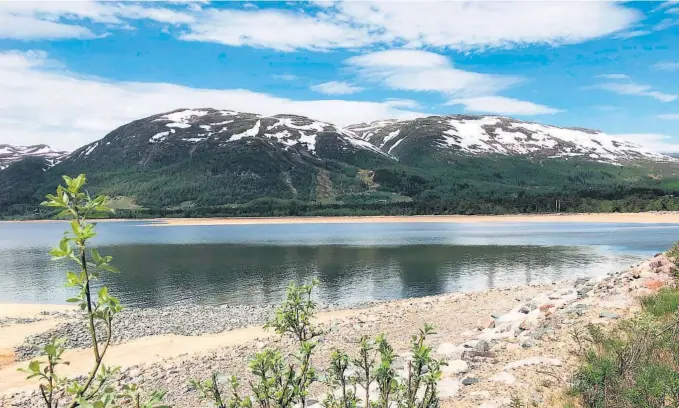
[0, 1, 677, 151]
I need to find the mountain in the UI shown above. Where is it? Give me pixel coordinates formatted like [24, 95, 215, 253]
[0, 144, 66, 170]
[8, 108, 397, 212]
[2, 109, 679, 218]
[346, 115, 671, 166]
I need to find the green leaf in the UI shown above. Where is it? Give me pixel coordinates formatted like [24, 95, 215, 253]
[91, 248, 103, 266]
[28, 360, 40, 373]
[98, 287, 109, 301]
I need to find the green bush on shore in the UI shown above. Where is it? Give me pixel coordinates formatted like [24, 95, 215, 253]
[570, 282, 679, 408]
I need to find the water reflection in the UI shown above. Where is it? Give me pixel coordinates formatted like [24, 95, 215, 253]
[0, 221, 675, 307]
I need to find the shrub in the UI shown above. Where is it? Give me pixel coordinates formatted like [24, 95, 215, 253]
[571, 289, 679, 408]
[20, 174, 166, 408]
[192, 282, 445, 408]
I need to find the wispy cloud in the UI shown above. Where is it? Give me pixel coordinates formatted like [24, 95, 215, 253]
[0, 1, 641, 51]
[658, 114, 679, 120]
[596, 74, 630, 80]
[448, 96, 562, 116]
[653, 62, 679, 71]
[614, 30, 650, 39]
[273, 74, 298, 81]
[613, 133, 679, 153]
[345, 50, 522, 97]
[589, 82, 677, 102]
[311, 81, 364, 95]
[586, 74, 678, 102]
[0, 2, 195, 40]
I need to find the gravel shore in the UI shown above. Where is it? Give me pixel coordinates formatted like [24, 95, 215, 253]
[13, 300, 383, 361]
[2, 253, 677, 408]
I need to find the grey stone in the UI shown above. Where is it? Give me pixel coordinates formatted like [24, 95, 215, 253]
[461, 377, 479, 386]
[599, 311, 620, 319]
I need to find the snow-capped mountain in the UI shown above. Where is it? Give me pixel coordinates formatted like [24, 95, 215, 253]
[0, 144, 66, 170]
[345, 115, 672, 164]
[65, 108, 386, 165]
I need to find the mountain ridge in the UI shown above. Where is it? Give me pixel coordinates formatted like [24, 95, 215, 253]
[2, 108, 679, 218]
[345, 115, 671, 165]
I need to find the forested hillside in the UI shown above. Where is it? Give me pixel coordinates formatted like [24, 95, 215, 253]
[2, 109, 679, 219]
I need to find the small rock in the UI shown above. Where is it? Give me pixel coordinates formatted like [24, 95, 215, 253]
[442, 359, 469, 376]
[461, 377, 479, 386]
[437, 378, 460, 398]
[599, 311, 620, 319]
[474, 340, 490, 353]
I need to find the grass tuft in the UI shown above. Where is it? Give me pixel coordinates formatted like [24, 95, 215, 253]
[641, 288, 679, 317]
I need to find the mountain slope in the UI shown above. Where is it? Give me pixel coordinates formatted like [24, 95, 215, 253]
[2, 109, 679, 217]
[0, 144, 66, 170]
[23, 109, 396, 209]
[346, 115, 672, 165]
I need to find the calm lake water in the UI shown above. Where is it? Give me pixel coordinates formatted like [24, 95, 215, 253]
[1, 221, 678, 308]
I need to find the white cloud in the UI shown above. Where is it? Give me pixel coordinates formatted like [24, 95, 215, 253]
[447, 96, 562, 116]
[383, 99, 421, 109]
[273, 74, 298, 81]
[587, 82, 678, 102]
[612, 133, 679, 153]
[346, 50, 522, 97]
[653, 62, 679, 71]
[658, 114, 679, 120]
[0, 1, 194, 40]
[596, 74, 630, 80]
[311, 81, 364, 95]
[346, 50, 449, 69]
[327, 1, 639, 51]
[614, 30, 651, 39]
[180, 8, 371, 51]
[1, 1, 639, 50]
[0, 50, 424, 151]
[654, 18, 679, 31]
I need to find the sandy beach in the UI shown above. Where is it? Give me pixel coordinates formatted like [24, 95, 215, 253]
[4, 211, 679, 226]
[150, 211, 679, 226]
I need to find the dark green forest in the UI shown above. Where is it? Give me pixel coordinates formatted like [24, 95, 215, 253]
[4, 152, 679, 220]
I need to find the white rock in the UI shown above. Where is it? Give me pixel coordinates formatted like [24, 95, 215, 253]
[496, 312, 526, 324]
[490, 371, 517, 385]
[437, 378, 460, 398]
[442, 359, 469, 376]
[436, 343, 464, 359]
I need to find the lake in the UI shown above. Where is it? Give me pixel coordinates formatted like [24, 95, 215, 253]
[1, 221, 677, 308]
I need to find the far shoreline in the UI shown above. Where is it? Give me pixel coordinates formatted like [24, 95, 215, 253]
[4, 211, 679, 226]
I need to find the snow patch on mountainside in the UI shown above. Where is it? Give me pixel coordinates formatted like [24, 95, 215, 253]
[143, 109, 389, 158]
[0, 144, 67, 170]
[231, 120, 262, 141]
[346, 115, 673, 164]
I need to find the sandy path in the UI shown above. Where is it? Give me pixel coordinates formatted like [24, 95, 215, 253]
[149, 212, 679, 226]
[0, 307, 364, 394]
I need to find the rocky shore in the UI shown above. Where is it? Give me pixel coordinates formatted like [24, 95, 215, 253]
[1, 253, 676, 408]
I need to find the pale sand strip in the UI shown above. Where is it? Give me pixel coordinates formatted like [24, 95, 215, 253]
[0, 303, 74, 319]
[0, 306, 363, 394]
[3, 212, 679, 226]
[151, 212, 679, 226]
